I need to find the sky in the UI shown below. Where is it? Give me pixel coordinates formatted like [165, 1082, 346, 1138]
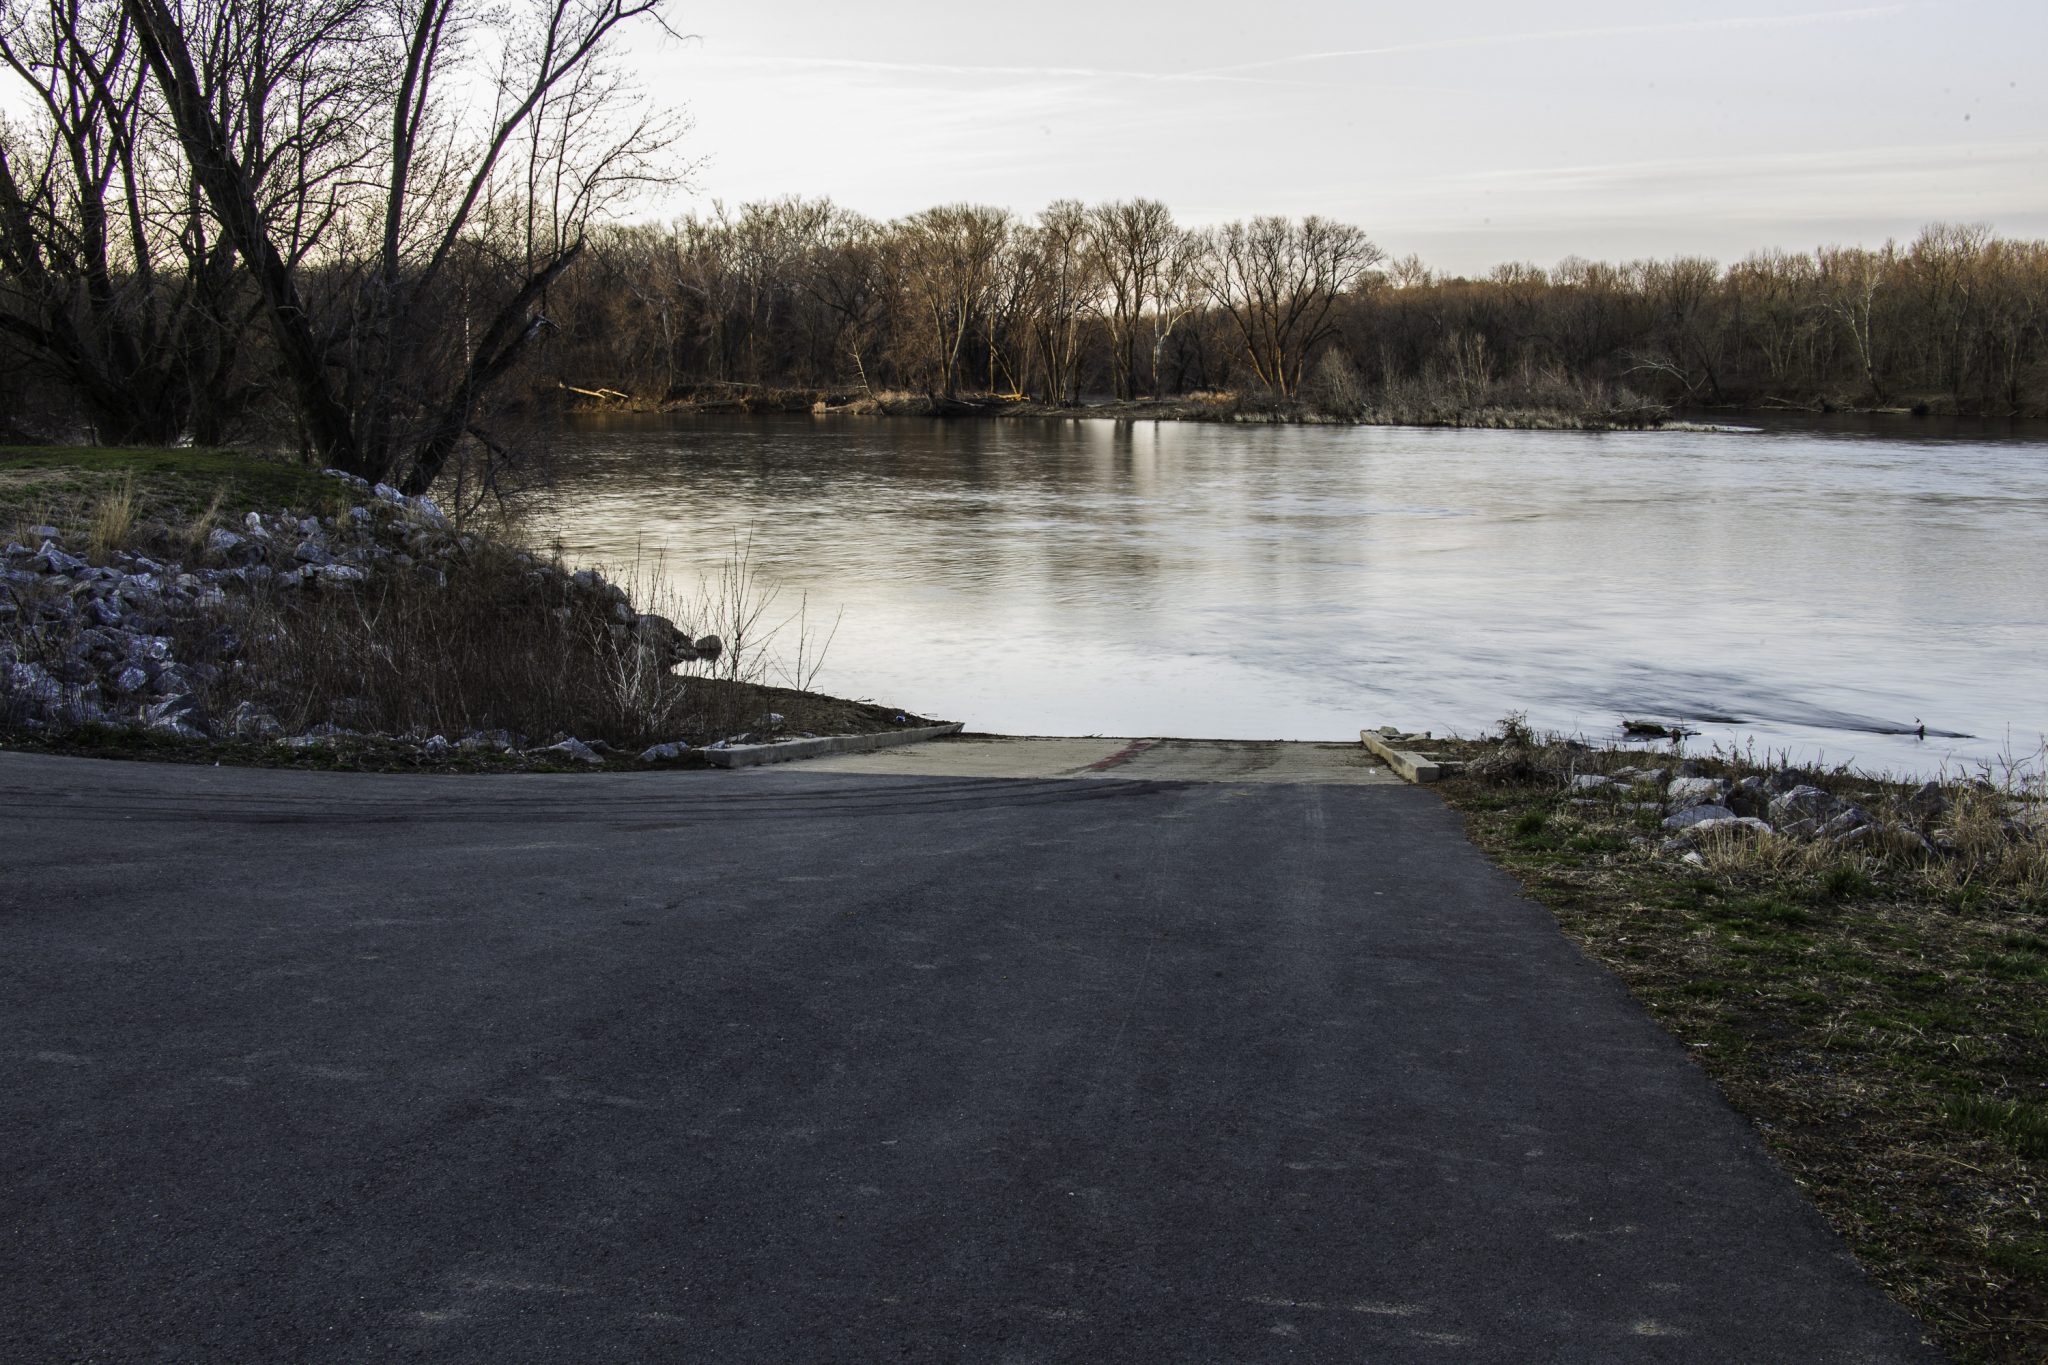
[627, 0, 2048, 275]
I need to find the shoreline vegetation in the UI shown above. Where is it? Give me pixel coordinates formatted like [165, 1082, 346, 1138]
[1433, 719, 2047, 1365]
[0, 447, 936, 771]
[552, 380, 1690, 432]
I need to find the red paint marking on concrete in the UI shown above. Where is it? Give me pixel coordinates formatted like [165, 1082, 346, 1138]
[1086, 740, 1158, 772]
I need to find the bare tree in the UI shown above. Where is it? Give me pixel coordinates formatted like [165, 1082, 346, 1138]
[0, 0, 259, 441]
[796, 205, 888, 393]
[1021, 199, 1094, 404]
[1815, 244, 1894, 404]
[121, 0, 681, 491]
[892, 203, 1008, 399]
[1621, 256, 1726, 403]
[1143, 224, 1204, 400]
[1202, 215, 1382, 398]
[1087, 199, 1161, 400]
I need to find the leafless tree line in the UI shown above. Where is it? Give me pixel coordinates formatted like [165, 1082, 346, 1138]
[3, 0, 2045, 493]
[1360, 227, 2048, 417]
[544, 209, 2048, 418]
[546, 199, 1385, 408]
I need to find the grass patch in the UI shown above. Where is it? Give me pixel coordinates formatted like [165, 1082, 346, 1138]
[1818, 865, 1876, 902]
[1, 446, 345, 544]
[1946, 1095, 2048, 1159]
[1434, 722, 2048, 1365]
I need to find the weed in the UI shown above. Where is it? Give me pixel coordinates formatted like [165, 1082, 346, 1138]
[1818, 865, 1875, 902]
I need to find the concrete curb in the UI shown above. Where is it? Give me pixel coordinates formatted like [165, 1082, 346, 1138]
[704, 722, 965, 769]
[1360, 728, 1459, 784]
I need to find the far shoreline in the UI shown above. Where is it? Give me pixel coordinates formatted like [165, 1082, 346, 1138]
[550, 383, 2044, 436]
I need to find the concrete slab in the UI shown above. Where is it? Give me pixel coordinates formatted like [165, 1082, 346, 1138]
[797, 735, 1401, 785]
[1360, 728, 1445, 783]
[703, 721, 964, 767]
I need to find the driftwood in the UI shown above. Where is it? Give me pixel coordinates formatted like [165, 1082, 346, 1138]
[557, 382, 631, 402]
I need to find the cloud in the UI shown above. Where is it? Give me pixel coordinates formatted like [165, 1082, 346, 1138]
[1367, 140, 2048, 238]
[718, 54, 1302, 87]
[1182, 4, 1910, 77]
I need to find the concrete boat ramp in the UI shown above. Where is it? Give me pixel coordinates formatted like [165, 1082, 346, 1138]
[794, 733, 1403, 784]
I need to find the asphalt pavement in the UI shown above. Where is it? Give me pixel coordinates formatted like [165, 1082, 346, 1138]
[0, 749, 1937, 1362]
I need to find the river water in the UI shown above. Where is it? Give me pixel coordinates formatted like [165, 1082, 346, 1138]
[534, 413, 2046, 779]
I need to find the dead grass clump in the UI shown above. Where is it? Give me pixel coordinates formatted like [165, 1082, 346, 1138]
[1927, 783, 2048, 903]
[85, 474, 136, 559]
[222, 535, 886, 750]
[1466, 711, 1584, 785]
[178, 486, 229, 561]
[230, 543, 689, 746]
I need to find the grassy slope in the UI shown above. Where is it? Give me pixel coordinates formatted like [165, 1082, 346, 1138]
[0, 446, 347, 540]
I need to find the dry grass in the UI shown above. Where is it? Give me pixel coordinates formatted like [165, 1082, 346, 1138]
[84, 473, 135, 560]
[1, 446, 347, 543]
[1436, 720, 2048, 1364]
[179, 485, 229, 560]
[213, 539, 910, 749]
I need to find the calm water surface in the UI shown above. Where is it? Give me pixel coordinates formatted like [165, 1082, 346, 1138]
[535, 414, 2047, 778]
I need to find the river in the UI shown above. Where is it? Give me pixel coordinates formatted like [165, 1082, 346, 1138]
[532, 412, 2046, 779]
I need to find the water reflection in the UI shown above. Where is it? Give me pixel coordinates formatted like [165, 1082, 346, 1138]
[532, 413, 2048, 777]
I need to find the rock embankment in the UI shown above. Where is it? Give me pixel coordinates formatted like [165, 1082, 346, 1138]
[1, 471, 721, 763]
[1558, 756, 2033, 861]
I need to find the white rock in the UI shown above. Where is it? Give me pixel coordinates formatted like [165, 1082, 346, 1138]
[6, 661, 62, 705]
[38, 540, 88, 574]
[225, 701, 285, 741]
[1683, 816, 1773, 838]
[1662, 804, 1738, 831]
[1666, 776, 1729, 809]
[538, 737, 603, 765]
[1818, 808, 1871, 839]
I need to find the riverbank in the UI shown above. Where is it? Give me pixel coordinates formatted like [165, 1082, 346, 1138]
[555, 382, 1682, 431]
[0, 447, 939, 770]
[1430, 719, 2046, 1365]
[556, 381, 2048, 435]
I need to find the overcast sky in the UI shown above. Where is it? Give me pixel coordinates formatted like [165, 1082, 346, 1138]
[630, 0, 2046, 275]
